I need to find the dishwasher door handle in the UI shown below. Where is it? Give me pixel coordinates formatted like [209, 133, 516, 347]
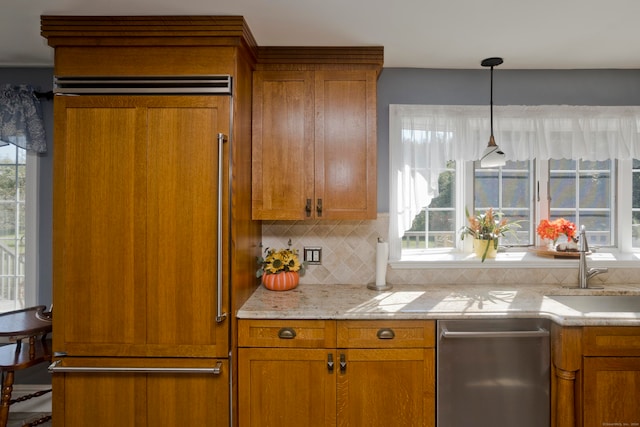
[440, 327, 549, 339]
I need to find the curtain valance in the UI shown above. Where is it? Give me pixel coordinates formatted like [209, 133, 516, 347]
[0, 84, 47, 153]
[390, 104, 640, 163]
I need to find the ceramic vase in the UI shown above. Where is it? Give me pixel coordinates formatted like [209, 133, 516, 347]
[473, 238, 498, 260]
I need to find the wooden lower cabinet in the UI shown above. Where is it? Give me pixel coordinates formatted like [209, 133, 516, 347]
[583, 357, 640, 427]
[238, 319, 435, 427]
[51, 357, 230, 427]
[553, 325, 640, 427]
[582, 326, 640, 427]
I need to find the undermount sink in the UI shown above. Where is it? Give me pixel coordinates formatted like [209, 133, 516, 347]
[548, 295, 640, 313]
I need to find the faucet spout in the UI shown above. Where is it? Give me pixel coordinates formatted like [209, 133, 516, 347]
[577, 225, 608, 289]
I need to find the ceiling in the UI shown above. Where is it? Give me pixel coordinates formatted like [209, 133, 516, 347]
[3, 0, 640, 69]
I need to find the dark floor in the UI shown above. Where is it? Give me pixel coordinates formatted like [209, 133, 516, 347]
[7, 413, 51, 427]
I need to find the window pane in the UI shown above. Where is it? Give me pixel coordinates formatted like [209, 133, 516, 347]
[0, 145, 17, 164]
[0, 166, 17, 201]
[475, 170, 499, 207]
[579, 171, 610, 209]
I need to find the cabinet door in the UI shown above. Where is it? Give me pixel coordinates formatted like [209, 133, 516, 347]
[583, 357, 640, 427]
[252, 71, 315, 220]
[145, 97, 230, 357]
[54, 96, 229, 357]
[52, 357, 229, 427]
[54, 96, 147, 356]
[238, 348, 337, 427]
[336, 348, 435, 427]
[314, 70, 377, 220]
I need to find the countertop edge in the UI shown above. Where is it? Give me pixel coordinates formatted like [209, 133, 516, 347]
[236, 283, 640, 326]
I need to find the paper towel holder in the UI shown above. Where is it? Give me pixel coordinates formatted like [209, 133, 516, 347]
[368, 237, 392, 291]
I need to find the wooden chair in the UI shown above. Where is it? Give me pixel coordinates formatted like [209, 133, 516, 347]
[0, 306, 52, 427]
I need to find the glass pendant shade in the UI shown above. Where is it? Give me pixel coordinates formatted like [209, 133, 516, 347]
[480, 135, 506, 168]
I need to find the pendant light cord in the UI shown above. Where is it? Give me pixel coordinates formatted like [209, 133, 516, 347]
[490, 65, 494, 138]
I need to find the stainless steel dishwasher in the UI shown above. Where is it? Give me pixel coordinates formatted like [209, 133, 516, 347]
[437, 318, 550, 427]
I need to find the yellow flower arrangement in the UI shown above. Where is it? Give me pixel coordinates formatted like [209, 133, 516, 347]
[256, 247, 306, 278]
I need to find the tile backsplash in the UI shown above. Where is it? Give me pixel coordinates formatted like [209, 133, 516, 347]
[261, 213, 637, 286]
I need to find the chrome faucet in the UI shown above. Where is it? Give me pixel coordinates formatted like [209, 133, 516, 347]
[578, 225, 608, 289]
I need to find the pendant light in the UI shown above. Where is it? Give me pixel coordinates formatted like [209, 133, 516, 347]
[480, 57, 506, 168]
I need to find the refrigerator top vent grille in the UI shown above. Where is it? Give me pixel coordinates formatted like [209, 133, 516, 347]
[54, 75, 232, 95]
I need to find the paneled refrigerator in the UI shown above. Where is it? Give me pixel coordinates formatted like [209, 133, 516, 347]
[49, 79, 235, 426]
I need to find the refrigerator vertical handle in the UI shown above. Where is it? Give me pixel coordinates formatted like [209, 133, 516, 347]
[216, 133, 228, 324]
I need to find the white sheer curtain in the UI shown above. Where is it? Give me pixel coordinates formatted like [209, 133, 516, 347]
[389, 104, 640, 259]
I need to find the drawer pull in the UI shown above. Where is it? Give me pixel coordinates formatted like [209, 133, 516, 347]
[377, 328, 395, 340]
[327, 354, 334, 372]
[278, 327, 296, 339]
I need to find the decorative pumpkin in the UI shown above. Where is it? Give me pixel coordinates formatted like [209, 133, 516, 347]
[262, 271, 299, 291]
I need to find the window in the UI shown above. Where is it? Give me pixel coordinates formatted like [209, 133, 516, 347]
[0, 144, 25, 311]
[0, 84, 46, 312]
[389, 104, 640, 261]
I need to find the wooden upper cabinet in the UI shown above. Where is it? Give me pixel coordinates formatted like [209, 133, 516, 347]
[252, 47, 383, 220]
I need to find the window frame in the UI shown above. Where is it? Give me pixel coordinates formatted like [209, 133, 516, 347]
[24, 150, 37, 308]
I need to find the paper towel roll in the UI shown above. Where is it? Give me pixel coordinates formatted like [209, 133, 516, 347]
[375, 240, 389, 287]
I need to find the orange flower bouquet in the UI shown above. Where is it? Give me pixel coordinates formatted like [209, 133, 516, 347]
[536, 218, 578, 251]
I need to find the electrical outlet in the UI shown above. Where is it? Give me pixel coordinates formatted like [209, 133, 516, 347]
[304, 247, 322, 265]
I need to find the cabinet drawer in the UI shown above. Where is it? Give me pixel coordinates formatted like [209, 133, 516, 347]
[238, 320, 336, 348]
[583, 326, 640, 356]
[337, 320, 435, 348]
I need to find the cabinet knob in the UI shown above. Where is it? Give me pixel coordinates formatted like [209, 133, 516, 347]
[377, 328, 395, 340]
[277, 327, 296, 339]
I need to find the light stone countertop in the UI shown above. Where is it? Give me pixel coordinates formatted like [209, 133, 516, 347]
[236, 283, 640, 326]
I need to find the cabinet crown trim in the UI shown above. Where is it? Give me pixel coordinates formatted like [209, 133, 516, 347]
[41, 15, 258, 51]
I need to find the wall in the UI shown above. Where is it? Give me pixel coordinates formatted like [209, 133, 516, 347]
[3, 67, 640, 289]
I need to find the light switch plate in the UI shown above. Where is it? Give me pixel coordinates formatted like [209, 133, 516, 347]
[304, 247, 322, 265]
